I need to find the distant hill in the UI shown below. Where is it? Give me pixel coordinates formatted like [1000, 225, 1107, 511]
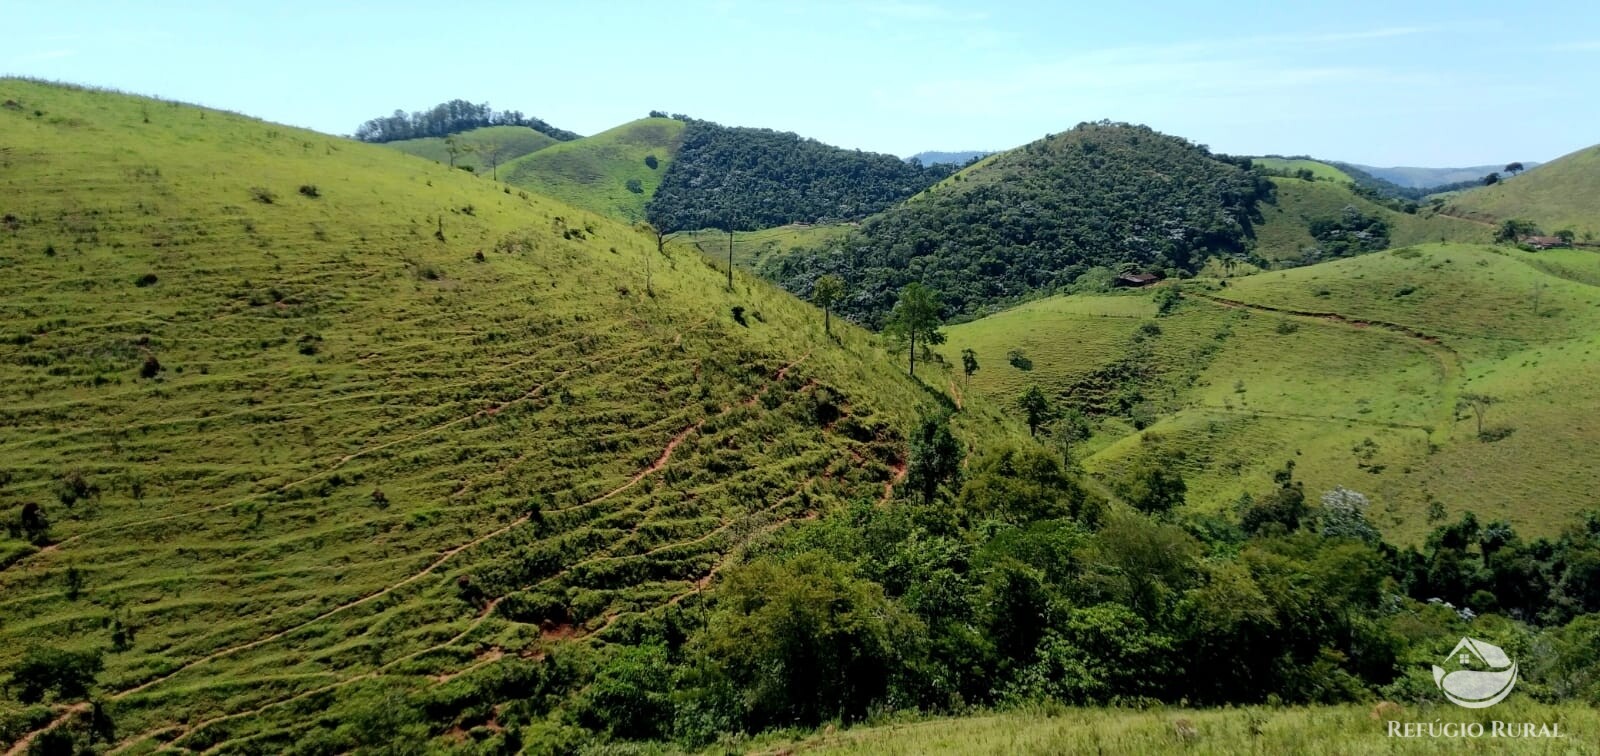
[1250, 157, 1354, 183]
[352, 98, 579, 143]
[908, 150, 989, 166]
[1347, 162, 1531, 189]
[497, 116, 686, 222]
[1443, 144, 1600, 238]
[384, 124, 558, 174]
[767, 122, 1271, 324]
[645, 120, 954, 232]
[1253, 175, 1489, 264]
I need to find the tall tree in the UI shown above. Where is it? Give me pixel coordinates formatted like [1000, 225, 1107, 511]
[1504, 162, 1524, 177]
[811, 274, 845, 335]
[633, 222, 677, 295]
[907, 414, 963, 504]
[1457, 392, 1499, 437]
[961, 348, 979, 386]
[1017, 385, 1053, 437]
[474, 139, 508, 181]
[886, 283, 944, 377]
[443, 135, 463, 168]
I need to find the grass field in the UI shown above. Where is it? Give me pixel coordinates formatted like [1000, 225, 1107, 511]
[679, 223, 854, 271]
[1251, 157, 1354, 182]
[1253, 177, 1490, 263]
[383, 125, 558, 175]
[497, 117, 685, 224]
[1444, 144, 1600, 239]
[754, 700, 1600, 754]
[0, 80, 939, 752]
[937, 243, 1600, 542]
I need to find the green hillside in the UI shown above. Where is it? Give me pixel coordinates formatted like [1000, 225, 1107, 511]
[1444, 144, 1600, 239]
[680, 222, 854, 271]
[498, 117, 685, 223]
[938, 242, 1600, 542]
[1254, 177, 1490, 263]
[0, 80, 936, 751]
[1251, 157, 1353, 182]
[384, 125, 558, 175]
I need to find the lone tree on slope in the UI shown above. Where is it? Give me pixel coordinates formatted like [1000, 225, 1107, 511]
[1017, 385, 1053, 437]
[811, 274, 845, 336]
[886, 282, 944, 378]
[961, 348, 979, 386]
[1456, 392, 1499, 438]
[1504, 162, 1524, 177]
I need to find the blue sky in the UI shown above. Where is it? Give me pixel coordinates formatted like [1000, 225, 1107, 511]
[5, 1, 1598, 165]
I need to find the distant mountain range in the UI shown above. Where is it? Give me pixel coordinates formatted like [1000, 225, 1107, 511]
[1344, 162, 1539, 189]
[908, 150, 990, 166]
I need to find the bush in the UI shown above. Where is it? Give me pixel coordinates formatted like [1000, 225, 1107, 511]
[730, 306, 747, 326]
[134, 273, 158, 287]
[1275, 319, 1299, 334]
[644, 154, 659, 169]
[298, 184, 320, 198]
[140, 354, 161, 379]
[625, 178, 644, 194]
[248, 186, 277, 204]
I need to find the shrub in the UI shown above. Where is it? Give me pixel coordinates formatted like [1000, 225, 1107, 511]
[625, 178, 644, 194]
[297, 184, 320, 198]
[1276, 320, 1299, 334]
[644, 154, 659, 169]
[248, 186, 277, 204]
[140, 354, 162, 379]
[731, 306, 747, 326]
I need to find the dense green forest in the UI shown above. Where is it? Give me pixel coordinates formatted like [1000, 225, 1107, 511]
[391, 425, 1600, 749]
[644, 118, 955, 232]
[765, 122, 1272, 324]
[353, 99, 580, 143]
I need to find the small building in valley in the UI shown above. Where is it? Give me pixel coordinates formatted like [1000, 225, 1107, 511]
[1115, 272, 1162, 287]
[1524, 236, 1570, 250]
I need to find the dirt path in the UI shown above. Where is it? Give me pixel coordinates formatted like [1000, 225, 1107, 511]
[3, 703, 90, 756]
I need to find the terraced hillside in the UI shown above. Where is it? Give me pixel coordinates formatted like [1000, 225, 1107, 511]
[384, 125, 558, 174]
[0, 80, 935, 752]
[1444, 143, 1600, 239]
[936, 242, 1600, 542]
[496, 117, 685, 224]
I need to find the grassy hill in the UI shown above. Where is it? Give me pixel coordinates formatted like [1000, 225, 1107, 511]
[936, 242, 1600, 542]
[497, 117, 685, 223]
[1253, 177, 1490, 263]
[1444, 144, 1600, 239]
[1251, 157, 1353, 182]
[384, 125, 558, 174]
[679, 222, 854, 271]
[0, 80, 939, 752]
[1350, 162, 1518, 189]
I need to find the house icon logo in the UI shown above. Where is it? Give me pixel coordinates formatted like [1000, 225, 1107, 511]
[1433, 637, 1518, 708]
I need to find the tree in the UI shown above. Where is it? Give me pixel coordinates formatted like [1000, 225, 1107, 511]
[907, 413, 963, 504]
[18, 502, 49, 545]
[1495, 218, 1538, 243]
[1483, 172, 1501, 186]
[1116, 456, 1187, 516]
[443, 135, 463, 168]
[811, 274, 845, 335]
[1556, 229, 1576, 244]
[1504, 162, 1524, 176]
[886, 283, 944, 377]
[1456, 392, 1498, 437]
[633, 221, 678, 295]
[960, 348, 979, 386]
[1017, 385, 1053, 437]
[8, 646, 103, 703]
[1051, 407, 1093, 458]
[1319, 487, 1379, 543]
[473, 139, 508, 180]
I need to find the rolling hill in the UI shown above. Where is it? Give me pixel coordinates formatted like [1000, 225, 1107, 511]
[0, 79, 940, 752]
[496, 116, 686, 223]
[908, 150, 989, 166]
[1252, 176, 1490, 263]
[1443, 144, 1600, 239]
[935, 242, 1600, 542]
[384, 125, 559, 175]
[1349, 162, 1521, 189]
[1250, 157, 1353, 182]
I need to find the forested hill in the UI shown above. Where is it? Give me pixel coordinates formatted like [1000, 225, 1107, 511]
[644, 119, 955, 232]
[353, 98, 580, 143]
[767, 122, 1271, 325]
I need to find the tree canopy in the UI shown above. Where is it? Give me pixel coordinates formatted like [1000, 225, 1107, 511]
[353, 99, 579, 143]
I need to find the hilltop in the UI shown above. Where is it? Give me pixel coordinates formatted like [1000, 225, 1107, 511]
[384, 125, 558, 175]
[497, 116, 685, 223]
[0, 79, 936, 751]
[1444, 144, 1600, 239]
[908, 150, 989, 166]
